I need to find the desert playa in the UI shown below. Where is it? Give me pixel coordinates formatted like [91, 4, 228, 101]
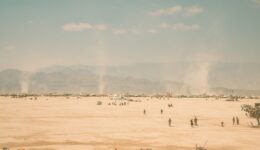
[1, 0, 260, 150]
[0, 96, 259, 150]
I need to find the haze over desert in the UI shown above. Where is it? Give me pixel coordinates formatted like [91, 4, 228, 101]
[1, 0, 260, 149]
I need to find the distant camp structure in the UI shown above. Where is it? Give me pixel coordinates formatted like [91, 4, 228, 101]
[226, 95, 239, 101]
[109, 94, 126, 101]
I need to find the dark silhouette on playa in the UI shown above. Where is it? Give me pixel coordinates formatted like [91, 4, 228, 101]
[221, 121, 224, 127]
[190, 119, 194, 127]
[236, 116, 239, 125]
[194, 117, 198, 126]
[168, 118, 172, 127]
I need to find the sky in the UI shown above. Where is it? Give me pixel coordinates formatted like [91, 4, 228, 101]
[0, 0, 260, 71]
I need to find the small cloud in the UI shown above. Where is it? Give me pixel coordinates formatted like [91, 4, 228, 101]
[94, 24, 108, 31]
[149, 5, 183, 16]
[62, 23, 93, 31]
[114, 29, 128, 35]
[148, 29, 158, 33]
[184, 6, 203, 16]
[149, 5, 203, 17]
[159, 23, 200, 31]
[160, 23, 171, 29]
[62, 22, 108, 32]
[113, 28, 142, 35]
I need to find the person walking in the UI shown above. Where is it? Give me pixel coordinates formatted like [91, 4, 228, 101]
[221, 121, 224, 127]
[194, 117, 198, 126]
[161, 109, 163, 114]
[168, 118, 172, 127]
[143, 109, 146, 115]
[236, 116, 239, 125]
[190, 119, 194, 127]
[232, 116, 235, 125]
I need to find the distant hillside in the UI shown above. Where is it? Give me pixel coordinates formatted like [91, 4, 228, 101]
[0, 62, 260, 96]
[39, 62, 260, 90]
[0, 69, 29, 93]
[0, 68, 183, 94]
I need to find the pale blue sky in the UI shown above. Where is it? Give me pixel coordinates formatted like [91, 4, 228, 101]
[0, 0, 260, 71]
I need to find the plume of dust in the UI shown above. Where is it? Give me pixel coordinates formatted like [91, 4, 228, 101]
[20, 81, 28, 94]
[183, 62, 211, 95]
[98, 65, 106, 95]
[95, 39, 109, 95]
[180, 37, 222, 95]
[20, 72, 30, 94]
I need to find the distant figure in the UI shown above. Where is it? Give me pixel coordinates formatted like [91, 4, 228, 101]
[161, 109, 163, 114]
[236, 116, 239, 125]
[168, 104, 173, 108]
[190, 119, 194, 127]
[168, 118, 172, 126]
[143, 109, 146, 115]
[194, 117, 198, 126]
[221, 121, 224, 127]
[232, 117, 235, 125]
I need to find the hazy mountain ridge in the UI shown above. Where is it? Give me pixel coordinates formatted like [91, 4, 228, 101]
[0, 69, 30, 93]
[0, 69, 183, 94]
[0, 62, 259, 95]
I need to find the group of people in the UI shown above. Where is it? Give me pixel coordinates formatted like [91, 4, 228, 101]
[144, 108, 199, 128]
[169, 117, 199, 127]
[144, 106, 200, 128]
[143, 109, 165, 115]
[221, 116, 240, 127]
[168, 103, 173, 108]
[190, 117, 198, 127]
[108, 101, 129, 106]
[143, 108, 242, 128]
[232, 116, 240, 125]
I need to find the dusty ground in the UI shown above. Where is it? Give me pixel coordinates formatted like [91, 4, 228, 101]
[0, 96, 259, 150]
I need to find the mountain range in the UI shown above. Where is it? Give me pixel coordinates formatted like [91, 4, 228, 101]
[0, 62, 259, 96]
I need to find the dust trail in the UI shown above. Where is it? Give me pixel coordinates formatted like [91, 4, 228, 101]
[182, 50, 221, 95]
[20, 72, 30, 94]
[97, 63, 106, 95]
[94, 36, 109, 95]
[20, 80, 29, 94]
[183, 62, 211, 95]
